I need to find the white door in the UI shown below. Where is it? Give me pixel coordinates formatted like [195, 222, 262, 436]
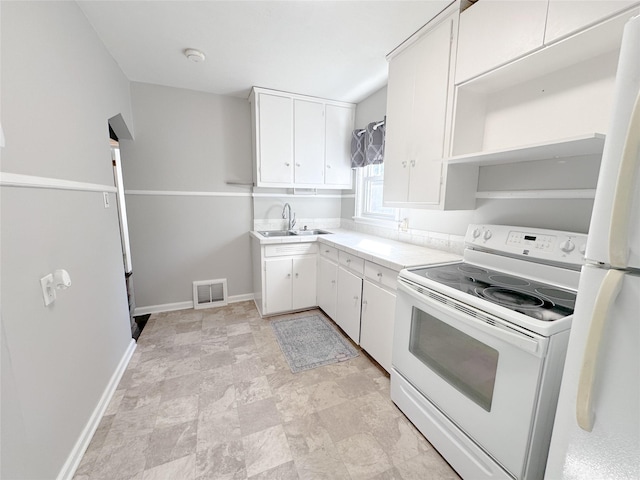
[258, 93, 293, 184]
[317, 256, 338, 319]
[393, 280, 548, 478]
[546, 265, 640, 479]
[324, 104, 354, 187]
[294, 99, 325, 185]
[584, 15, 640, 269]
[292, 256, 317, 310]
[336, 267, 362, 344]
[265, 258, 292, 314]
[360, 280, 396, 372]
[408, 17, 452, 205]
[384, 39, 415, 203]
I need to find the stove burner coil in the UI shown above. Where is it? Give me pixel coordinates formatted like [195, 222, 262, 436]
[476, 286, 547, 309]
[488, 275, 530, 287]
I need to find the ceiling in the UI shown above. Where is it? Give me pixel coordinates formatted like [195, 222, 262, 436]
[77, 1, 452, 104]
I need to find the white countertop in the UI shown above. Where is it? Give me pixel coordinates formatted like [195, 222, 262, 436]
[250, 228, 461, 271]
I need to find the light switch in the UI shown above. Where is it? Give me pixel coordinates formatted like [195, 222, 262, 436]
[103, 192, 110, 208]
[40, 274, 56, 306]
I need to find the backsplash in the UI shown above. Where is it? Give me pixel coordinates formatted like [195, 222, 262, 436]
[340, 219, 465, 255]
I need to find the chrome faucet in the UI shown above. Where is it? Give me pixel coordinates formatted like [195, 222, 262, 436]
[282, 203, 296, 231]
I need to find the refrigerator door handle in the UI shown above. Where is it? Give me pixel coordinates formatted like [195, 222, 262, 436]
[576, 269, 624, 431]
[609, 88, 640, 268]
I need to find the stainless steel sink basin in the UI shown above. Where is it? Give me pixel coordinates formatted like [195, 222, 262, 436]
[294, 229, 331, 235]
[258, 229, 332, 237]
[258, 230, 297, 237]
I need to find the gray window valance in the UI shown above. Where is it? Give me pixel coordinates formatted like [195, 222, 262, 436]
[350, 118, 385, 168]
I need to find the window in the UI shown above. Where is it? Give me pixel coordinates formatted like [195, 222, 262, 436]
[355, 163, 398, 222]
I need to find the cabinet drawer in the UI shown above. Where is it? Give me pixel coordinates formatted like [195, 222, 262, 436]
[319, 245, 339, 262]
[364, 261, 399, 291]
[339, 251, 365, 275]
[265, 243, 318, 257]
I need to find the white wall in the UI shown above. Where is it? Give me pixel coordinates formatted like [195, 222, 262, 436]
[348, 86, 596, 236]
[1, 2, 134, 479]
[120, 83, 254, 310]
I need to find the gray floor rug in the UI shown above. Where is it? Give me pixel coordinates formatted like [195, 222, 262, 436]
[271, 314, 359, 373]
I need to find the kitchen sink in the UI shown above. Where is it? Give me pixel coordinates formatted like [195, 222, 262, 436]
[258, 230, 297, 237]
[293, 229, 331, 235]
[258, 229, 331, 237]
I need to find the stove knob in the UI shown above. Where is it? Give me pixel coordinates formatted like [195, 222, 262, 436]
[560, 239, 575, 253]
[472, 228, 481, 239]
[483, 230, 492, 240]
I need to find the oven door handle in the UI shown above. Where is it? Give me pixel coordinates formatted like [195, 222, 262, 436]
[397, 278, 542, 355]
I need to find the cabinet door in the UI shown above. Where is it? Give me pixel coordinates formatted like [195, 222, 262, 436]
[545, 0, 639, 44]
[265, 258, 292, 314]
[384, 41, 415, 203]
[294, 99, 325, 185]
[317, 256, 338, 319]
[258, 93, 294, 184]
[408, 16, 452, 204]
[292, 256, 317, 310]
[455, 0, 548, 84]
[324, 104, 354, 187]
[360, 281, 396, 372]
[336, 267, 363, 344]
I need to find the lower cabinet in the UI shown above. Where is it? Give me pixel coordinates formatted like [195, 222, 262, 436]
[317, 254, 338, 320]
[360, 280, 396, 372]
[252, 238, 318, 316]
[265, 256, 317, 314]
[335, 266, 363, 344]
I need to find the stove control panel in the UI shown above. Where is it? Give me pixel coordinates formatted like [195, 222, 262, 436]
[466, 224, 588, 267]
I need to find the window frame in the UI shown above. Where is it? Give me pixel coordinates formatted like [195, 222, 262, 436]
[354, 163, 399, 224]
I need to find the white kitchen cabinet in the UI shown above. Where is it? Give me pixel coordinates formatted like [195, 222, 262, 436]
[317, 246, 339, 320]
[255, 92, 293, 184]
[251, 240, 318, 316]
[250, 87, 355, 189]
[384, 5, 459, 207]
[545, 0, 640, 45]
[361, 280, 396, 373]
[324, 104, 354, 187]
[455, 0, 548, 85]
[294, 99, 325, 185]
[335, 266, 363, 344]
[264, 256, 317, 314]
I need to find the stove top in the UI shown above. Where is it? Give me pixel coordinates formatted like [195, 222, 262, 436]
[407, 262, 577, 322]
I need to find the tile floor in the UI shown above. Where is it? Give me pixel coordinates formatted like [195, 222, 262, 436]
[74, 301, 461, 480]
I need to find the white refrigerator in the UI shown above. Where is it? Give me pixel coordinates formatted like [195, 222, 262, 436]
[545, 14, 640, 480]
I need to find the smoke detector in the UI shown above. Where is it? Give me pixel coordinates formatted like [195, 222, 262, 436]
[184, 48, 206, 63]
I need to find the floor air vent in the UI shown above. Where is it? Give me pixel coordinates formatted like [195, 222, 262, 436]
[193, 279, 228, 310]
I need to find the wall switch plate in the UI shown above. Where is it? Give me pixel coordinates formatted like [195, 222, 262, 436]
[40, 274, 56, 306]
[103, 192, 110, 208]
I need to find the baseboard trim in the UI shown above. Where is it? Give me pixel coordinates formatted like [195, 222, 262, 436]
[57, 339, 137, 480]
[133, 294, 254, 317]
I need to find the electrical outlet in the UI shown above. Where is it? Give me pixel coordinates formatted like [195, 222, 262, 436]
[40, 274, 56, 306]
[103, 192, 110, 208]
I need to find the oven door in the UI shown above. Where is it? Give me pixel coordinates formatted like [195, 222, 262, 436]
[393, 277, 549, 478]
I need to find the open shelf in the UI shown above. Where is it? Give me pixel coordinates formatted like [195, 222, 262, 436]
[447, 133, 606, 167]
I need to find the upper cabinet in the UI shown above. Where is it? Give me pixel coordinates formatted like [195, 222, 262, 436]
[455, 0, 548, 85]
[545, 0, 640, 45]
[250, 87, 355, 189]
[384, 2, 476, 209]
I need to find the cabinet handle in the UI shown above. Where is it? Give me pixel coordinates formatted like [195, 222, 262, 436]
[362, 299, 368, 311]
[286, 273, 291, 278]
[377, 272, 383, 278]
[402, 161, 407, 168]
[296, 163, 301, 167]
[326, 164, 332, 169]
[285, 162, 290, 167]
[346, 259, 351, 264]
[325, 249, 330, 253]
[331, 280, 336, 284]
[295, 273, 299, 278]
[410, 159, 416, 167]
